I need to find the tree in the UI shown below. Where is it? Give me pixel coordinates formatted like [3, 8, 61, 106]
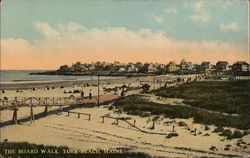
[72, 61, 81, 72]
[58, 65, 69, 72]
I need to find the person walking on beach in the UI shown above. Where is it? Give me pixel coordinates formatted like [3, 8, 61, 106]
[89, 89, 92, 99]
[81, 90, 84, 98]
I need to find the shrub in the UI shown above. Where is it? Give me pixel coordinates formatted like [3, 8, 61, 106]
[231, 130, 243, 139]
[108, 106, 114, 110]
[152, 116, 160, 122]
[166, 133, 179, 139]
[219, 129, 232, 139]
[178, 121, 187, 126]
[213, 127, 224, 133]
[243, 130, 250, 135]
[224, 147, 230, 151]
[209, 146, 217, 151]
[204, 125, 210, 131]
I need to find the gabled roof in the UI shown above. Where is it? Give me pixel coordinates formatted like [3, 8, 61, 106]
[234, 61, 249, 65]
[216, 61, 229, 65]
[201, 61, 210, 65]
[167, 61, 176, 66]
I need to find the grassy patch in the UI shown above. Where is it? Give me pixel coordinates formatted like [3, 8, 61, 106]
[151, 81, 250, 129]
[112, 95, 250, 130]
[153, 81, 250, 115]
[0, 142, 152, 158]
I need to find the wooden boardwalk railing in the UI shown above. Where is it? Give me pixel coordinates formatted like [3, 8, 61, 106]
[0, 96, 84, 110]
[0, 89, 142, 125]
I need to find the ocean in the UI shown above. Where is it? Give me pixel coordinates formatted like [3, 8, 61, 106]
[0, 70, 122, 84]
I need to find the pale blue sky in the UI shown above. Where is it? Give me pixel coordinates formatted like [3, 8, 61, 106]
[1, 0, 248, 45]
[1, 0, 249, 70]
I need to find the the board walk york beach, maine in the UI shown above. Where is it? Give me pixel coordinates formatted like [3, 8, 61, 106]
[0, 0, 250, 157]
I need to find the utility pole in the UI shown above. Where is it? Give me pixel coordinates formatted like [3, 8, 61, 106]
[248, 0, 250, 65]
[153, 68, 156, 90]
[153, 77, 155, 90]
[97, 67, 100, 108]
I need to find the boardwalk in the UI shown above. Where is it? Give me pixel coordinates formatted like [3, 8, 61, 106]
[0, 88, 142, 126]
[0, 89, 142, 110]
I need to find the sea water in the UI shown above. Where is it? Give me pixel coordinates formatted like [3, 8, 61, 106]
[0, 70, 122, 84]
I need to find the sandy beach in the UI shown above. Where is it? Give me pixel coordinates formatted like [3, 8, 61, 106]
[1, 74, 249, 157]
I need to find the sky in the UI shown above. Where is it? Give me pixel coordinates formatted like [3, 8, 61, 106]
[0, 0, 249, 70]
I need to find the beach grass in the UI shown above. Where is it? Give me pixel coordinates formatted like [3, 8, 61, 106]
[153, 81, 250, 115]
[112, 94, 250, 130]
[0, 142, 152, 158]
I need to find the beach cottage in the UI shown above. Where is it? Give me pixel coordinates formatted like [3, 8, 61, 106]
[166, 61, 179, 72]
[200, 61, 211, 71]
[232, 61, 249, 72]
[216, 61, 229, 71]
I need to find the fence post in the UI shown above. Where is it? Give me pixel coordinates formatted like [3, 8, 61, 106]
[78, 113, 80, 119]
[30, 100, 35, 124]
[68, 111, 70, 117]
[102, 116, 104, 123]
[12, 106, 18, 124]
[44, 106, 48, 117]
[14, 108, 18, 124]
[59, 105, 62, 115]
[88, 114, 91, 121]
[116, 118, 119, 125]
[133, 120, 136, 126]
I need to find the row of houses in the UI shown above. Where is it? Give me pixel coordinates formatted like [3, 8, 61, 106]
[58, 60, 249, 73]
[166, 59, 249, 72]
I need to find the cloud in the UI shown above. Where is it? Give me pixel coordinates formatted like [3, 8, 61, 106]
[150, 14, 165, 23]
[220, 23, 239, 32]
[35, 22, 60, 39]
[221, 0, 232, 9]
[57, 22, 87, 34]
[1, 22, 247, 70]
[165, 8, 177, 14]
[189, 1, 211, 23]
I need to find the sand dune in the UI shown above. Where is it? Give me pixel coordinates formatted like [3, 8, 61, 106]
[1, 105, 249, 157]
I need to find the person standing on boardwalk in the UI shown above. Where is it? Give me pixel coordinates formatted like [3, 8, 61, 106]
[121, 88, 125, 97]
[89, 89, 92, 99]
[114, 87, 118, 95]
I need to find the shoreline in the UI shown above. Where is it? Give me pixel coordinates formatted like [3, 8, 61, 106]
[0, 74, 185, 90]
[29, 70, 155, 77]
[0, 77, 129, 90]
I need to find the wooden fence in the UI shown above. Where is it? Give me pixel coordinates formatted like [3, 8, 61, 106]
[67, 111, 91, 120]
[99, 115, 167, 135]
